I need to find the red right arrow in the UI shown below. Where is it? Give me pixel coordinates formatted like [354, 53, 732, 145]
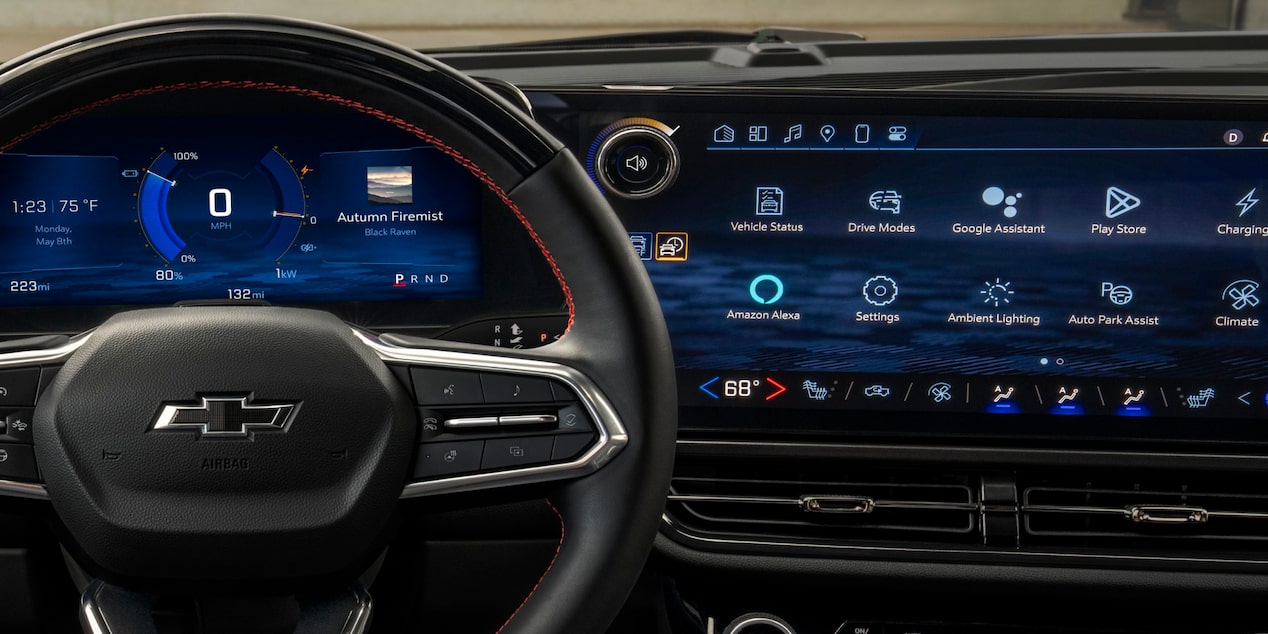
[765, 378, 787, 401]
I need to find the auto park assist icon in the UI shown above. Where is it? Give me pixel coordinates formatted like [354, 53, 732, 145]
[1100, 282, 1133, 306]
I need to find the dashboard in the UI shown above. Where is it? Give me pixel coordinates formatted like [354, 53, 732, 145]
[452, 34, 1268, 634]
[10, 21, 1268, 634]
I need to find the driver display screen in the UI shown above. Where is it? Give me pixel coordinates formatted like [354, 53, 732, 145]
[614, 112, 1268, 423]
[0, 87, 482, 307]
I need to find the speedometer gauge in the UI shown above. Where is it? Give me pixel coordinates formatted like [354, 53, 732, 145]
[138, 147, 308, 265]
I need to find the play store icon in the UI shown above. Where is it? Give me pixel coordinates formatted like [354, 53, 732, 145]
[1105, 186, 1141, 219]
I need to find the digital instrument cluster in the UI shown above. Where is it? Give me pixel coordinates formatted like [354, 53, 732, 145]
[0, 87, 483, 309]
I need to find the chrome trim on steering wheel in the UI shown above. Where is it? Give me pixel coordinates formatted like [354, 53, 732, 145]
[358, 331, 629, 498]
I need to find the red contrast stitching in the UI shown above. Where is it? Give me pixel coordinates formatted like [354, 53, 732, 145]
[0, 79, 576, 334]
[496, 498, 565, 634]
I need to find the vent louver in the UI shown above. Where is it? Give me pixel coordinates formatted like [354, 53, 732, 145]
[666, 459, 979, 546]
[1021, 475, 1268, 553]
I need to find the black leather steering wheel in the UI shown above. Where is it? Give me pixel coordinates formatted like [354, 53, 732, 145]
[0, 15, 676, 633]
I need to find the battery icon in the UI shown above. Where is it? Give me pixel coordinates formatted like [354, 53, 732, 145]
[854, 124, 871, 144]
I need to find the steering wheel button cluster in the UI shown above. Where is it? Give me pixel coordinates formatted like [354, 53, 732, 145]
[0, 443, 38, 482]
[0, 410, 34, 444]
[479, 373, 553, 403]
[410, 368, 485, 405]
[414, 440, 484, 478]
[482, 436, 554, 470]
[0, 369, 41, 407]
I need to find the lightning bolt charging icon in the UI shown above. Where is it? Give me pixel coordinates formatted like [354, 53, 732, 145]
[1238, 188, 1260, 217]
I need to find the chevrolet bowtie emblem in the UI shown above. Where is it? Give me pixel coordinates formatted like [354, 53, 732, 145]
[150, 396, 298, 439]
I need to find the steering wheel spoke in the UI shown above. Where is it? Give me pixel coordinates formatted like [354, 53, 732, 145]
[80, 579, 372, 634]
[359, 331, 627, 499]
[0, 336, 86, 500]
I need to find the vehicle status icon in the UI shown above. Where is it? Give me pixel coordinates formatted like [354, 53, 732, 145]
[756, 186, 784, 216]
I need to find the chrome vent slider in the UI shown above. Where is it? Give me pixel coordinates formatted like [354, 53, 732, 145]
[1126, 505, 1210, 525]
[800, 495, 875, 514]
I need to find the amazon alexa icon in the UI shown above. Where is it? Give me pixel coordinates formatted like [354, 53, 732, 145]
[750, 274, 785, 305]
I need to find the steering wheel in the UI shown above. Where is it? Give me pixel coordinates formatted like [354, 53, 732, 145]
[0, 15, 676, 634]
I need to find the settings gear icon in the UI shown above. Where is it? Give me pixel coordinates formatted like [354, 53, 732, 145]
[862, 275, 899, 307]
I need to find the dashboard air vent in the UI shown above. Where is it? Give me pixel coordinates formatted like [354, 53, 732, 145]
[1021, 474, 1268, 553]
[666, 457, 980, 546]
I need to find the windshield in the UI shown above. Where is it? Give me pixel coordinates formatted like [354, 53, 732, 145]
[0, 1, 1253, 56]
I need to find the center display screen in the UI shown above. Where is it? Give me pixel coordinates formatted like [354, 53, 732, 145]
[602, 109, 1268, 427]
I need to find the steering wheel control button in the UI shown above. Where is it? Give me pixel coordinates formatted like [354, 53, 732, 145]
[0, 443, 38, 482]
[0, 368, 40, 406]
[594, 124, 680, 199]
[443, 416, 500, 430]
[557, 404, 595, 433]
[482, 436, 553, 470]
[414, 440, 484, 478]
[411, 368, 485, 405]
[480, 373, 553, 403]
[0, 410, 34, 444]
[551, 434, 596, 461]
[498, 414, 558, 427]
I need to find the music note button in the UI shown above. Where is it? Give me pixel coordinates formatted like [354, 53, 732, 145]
[783, 123, 804, 144]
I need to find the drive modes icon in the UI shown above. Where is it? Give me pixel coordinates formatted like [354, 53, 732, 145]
[868, 190, 902, 214]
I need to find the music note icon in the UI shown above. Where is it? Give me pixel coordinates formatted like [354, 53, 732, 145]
[783, 123, 803, 143]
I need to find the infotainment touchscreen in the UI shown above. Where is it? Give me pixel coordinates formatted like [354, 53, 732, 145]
[597, 110, 1268, 425]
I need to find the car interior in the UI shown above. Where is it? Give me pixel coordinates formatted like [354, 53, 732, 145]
[1, 2, 1268, 633]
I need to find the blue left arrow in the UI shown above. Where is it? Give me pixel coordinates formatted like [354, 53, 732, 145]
[699, 376, 721, 399]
